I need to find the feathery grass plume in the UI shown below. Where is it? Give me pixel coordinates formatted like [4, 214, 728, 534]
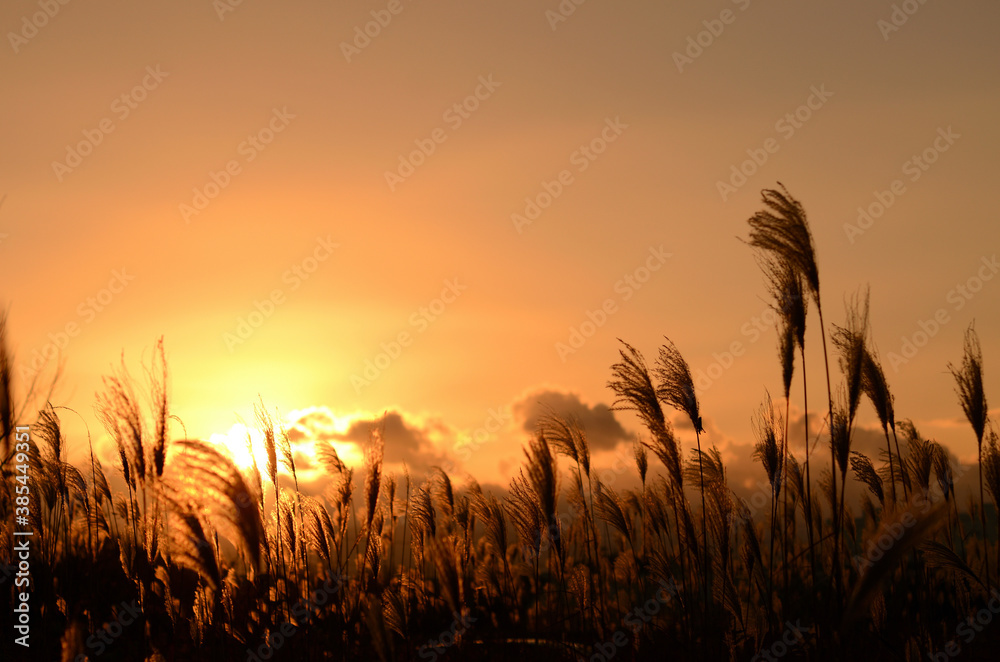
[850, 452, 884, 507]
[784, 453, 804, 506]
[771, 267, 801, 585]
[832, 288, 870, 425]
[430, 535, 462, 614]
[277, 421, 297, 489]
[654, 337, 703, 434]
[759, 253, 807, 393]
[243, 430, 264, 508]
[358, 417, 385, 609]
[431, 466, 455, 524]
[609, 340, 683, 489]
[843, 501, 945, 629]
[634, 435, 648, 486]
[523, 432, 562, 564]
[745, 183, 820, 304]
[752, 392, 784, 608]
[96, 355, 146, 486]
[382, 472, 397, 554]
[900, 423, 934, 496]
[255, 401, 278, 489]
[145, 337, 169, 479]
[539, 409, 592, 479]
[830, 291, 872, 586]
[164, 439, 263, 569]
[161, 492, 221, 591]
[830, 398, 852, 483]
[304, 495, 334, 572]
[409, 483, 435, 567]
[365, 510, 384, 584]
[253, 400, 285, 604]
[932, 443, 955, 502]
[364, 418, 385, 534]
[37, 404, 66, 497]
[948, 322, 990, 590]
[470, 487, 509, 560]
[469, 483, 514, 605]
[315, 437, 346, 475]
[505, 470, 543, 563]
[278, 491, 297, 561]
[335, 466, 355, 564]
[829, 394, 854, 592]
[654, 336, 712, 603]
[752, 393, 784, 499]
[950, 323, 989, 445]
[746, 184, 835, 592]
[920, 540, 986, 593]
[861, 344, 901, 502]
[593, 480, 634, 552]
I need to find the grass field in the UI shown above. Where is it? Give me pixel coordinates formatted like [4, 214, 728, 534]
[2, 186, 998, 661]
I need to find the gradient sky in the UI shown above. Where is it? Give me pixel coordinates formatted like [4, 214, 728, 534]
[3, 0, 999, 494]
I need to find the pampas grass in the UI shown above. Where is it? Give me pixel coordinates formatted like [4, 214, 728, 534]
[3, 188, 999, 661]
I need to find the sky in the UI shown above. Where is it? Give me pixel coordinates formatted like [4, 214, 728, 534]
[2, 0, 999, 498]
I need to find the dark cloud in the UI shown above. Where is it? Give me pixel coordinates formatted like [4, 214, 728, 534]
[511, 388, 629, 451]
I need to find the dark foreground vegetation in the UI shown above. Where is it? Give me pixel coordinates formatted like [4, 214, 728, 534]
[2, 185, 998, 661]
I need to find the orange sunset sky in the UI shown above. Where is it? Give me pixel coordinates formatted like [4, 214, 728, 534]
[2, 0, 999, 495]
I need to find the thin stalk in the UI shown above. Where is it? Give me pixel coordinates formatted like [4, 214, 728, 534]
[695, 429, 710, 610]
[883, 427, 898, 505]
[800, 345, 817, 584]
[817, 305, 838, 603]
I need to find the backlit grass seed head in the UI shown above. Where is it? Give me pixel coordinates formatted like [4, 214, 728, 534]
[654, 336, 702, 433]
[949, 323, 988, 445]
[745, 183, 821, 306]
[751, 392, 784, 496]
[609, 340, 683, 489]
[832, 288, 871, 424]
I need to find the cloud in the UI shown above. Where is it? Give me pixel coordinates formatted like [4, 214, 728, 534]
[285, 406, 450, 483]
[511, 388, 629, 451]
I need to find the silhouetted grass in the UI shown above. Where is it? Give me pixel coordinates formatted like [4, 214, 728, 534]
[1, 186, 997, 661]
